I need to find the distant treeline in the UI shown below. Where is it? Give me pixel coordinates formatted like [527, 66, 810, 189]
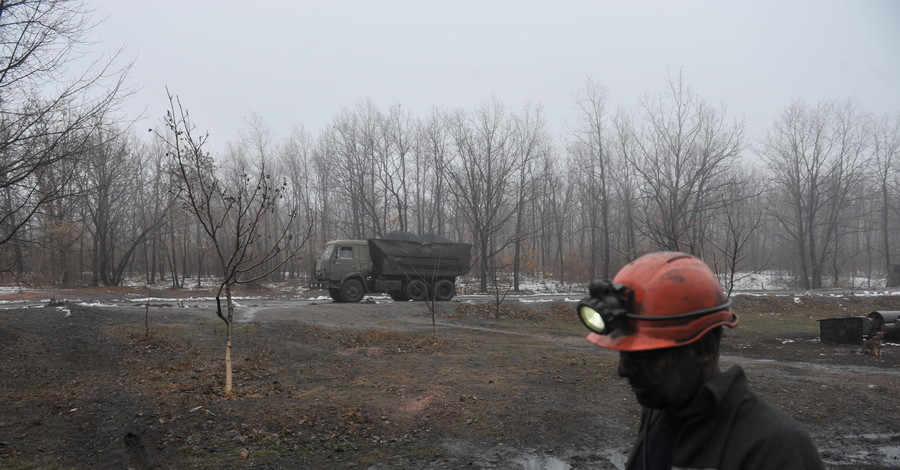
[0, 2, 897, 291]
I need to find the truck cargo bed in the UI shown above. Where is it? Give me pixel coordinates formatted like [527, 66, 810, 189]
[368, 239, 471, 278]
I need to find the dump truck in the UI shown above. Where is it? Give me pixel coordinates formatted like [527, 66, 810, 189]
[311, 232, 472, 303]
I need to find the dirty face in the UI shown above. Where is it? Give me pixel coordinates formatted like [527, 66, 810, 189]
[617, 344, 706, 411]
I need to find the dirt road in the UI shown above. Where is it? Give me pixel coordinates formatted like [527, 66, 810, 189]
[0, 287, 898, 469]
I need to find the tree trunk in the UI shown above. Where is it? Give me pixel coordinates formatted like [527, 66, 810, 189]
[883, 179, 892, 283]
[224, 284, 235, 394]
[196, 223, 203, 288]
[478, 230, 489, 292]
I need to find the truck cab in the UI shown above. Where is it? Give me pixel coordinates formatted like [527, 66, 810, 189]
[314, 240, 371, 302]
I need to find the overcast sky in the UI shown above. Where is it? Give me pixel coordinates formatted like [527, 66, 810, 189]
[89, 0, 900, 154]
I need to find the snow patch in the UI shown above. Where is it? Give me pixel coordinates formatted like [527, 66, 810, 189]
[76, 301, 119, 308]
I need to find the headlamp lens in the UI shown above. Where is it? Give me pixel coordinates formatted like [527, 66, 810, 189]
[579, 304, 607, 333]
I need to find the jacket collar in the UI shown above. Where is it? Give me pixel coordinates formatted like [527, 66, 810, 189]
[671, 365, 746, 421]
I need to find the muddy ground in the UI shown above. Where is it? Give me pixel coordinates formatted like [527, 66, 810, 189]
[0, 286, 898, 469]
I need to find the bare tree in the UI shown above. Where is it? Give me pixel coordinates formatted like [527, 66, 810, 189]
[509, 105, 548, 291]
[610, 110, 642, 263]
[375, 102, 412, 233]
[329, 100, 383, 238]
[707, 166, 766, 295]
[537, 151, 574, 280]
[0, 0, 130, 260]
[137, 137, 178, 284]
[310, 135, 336, 247]
[570, 78, 614, 279]
[446, 99, 525, 293]
[156, 92, 313, 394]
[79, 126, 172, 286]
[414, 108, 451, 237]
[31, 142, 84, 283]
[872, 114, 900, 286]
[760, 100, 871, 289]
[279, 125, 317, 279]
[628, 70, 743, 255]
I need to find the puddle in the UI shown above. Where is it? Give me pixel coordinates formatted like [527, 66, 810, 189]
[513, 449, 628, 469]
[846, 432, 900, 440]
[515, 454, 571, 470]
[438, 441, 626, 470]
[828, 446, 900, 467]
[237, 306, 261, 323]
[879, 446, 900, 461]
[821, 433, 900, 467]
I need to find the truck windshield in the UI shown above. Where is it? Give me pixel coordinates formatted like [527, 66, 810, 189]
[321, 244, 335, 261]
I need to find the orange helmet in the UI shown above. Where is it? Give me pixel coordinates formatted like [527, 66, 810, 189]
[578, 251, 738, 351]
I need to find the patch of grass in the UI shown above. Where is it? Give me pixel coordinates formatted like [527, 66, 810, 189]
[357, 449, 392, 465]
[404, 441, 448, 460]
[0, 459, 78, 470]
[249, 448, 279, 462]
[103, 323, 203, 353]
[733, 311, 820, 339]
[350, 374, 381, 388]
[339, 329, 445, 352]
[291, 385, 330, 401]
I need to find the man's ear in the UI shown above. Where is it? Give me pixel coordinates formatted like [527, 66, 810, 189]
[691, 331, 720, 364]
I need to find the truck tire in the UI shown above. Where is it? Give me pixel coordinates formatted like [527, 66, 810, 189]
[404, 279, 428, 301]
[340, 279, 365, 303]
[434, 279, 456, 301]
[329, 288, 343, 302]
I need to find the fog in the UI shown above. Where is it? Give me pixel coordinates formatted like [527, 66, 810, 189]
[89, 0, 900, 151]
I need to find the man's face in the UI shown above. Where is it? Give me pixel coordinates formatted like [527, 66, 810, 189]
[617, 344, 705, 411]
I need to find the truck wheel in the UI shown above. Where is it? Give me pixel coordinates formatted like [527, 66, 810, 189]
[340, 279, 365, 303]
[404, 279, 428, 301]
[389, 291, 408, 301]
[434, 279, 456, 301]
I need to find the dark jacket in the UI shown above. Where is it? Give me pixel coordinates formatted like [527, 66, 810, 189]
[626, 365, 824, 470]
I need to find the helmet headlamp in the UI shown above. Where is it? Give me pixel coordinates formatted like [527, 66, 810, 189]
[577, 279, 733, 337]
[577, 280, 631, 336]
